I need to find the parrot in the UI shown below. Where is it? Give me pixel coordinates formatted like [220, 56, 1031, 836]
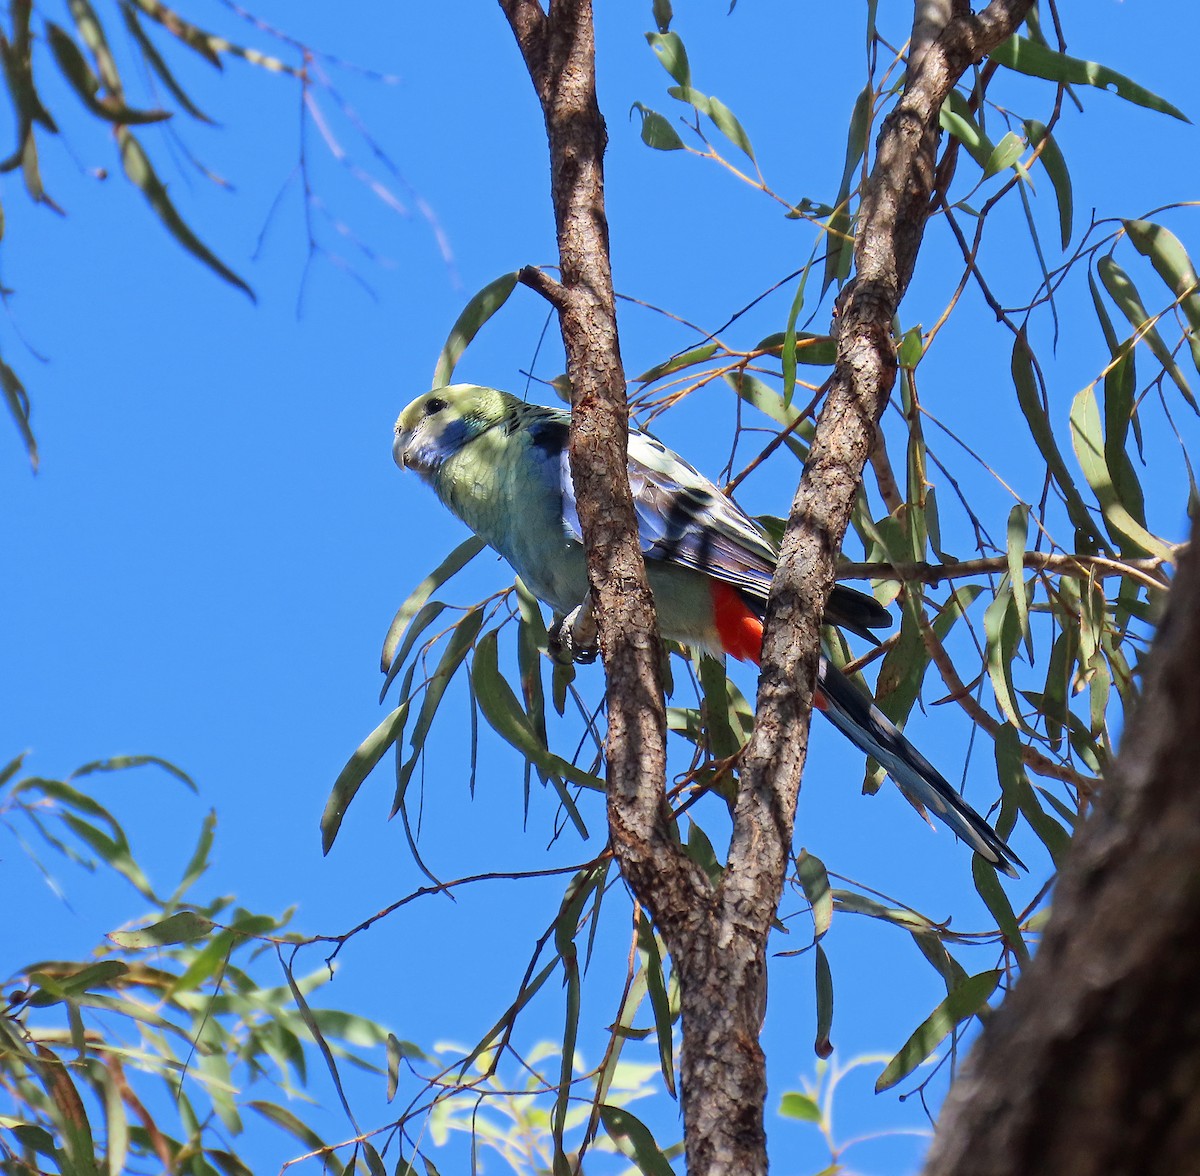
[393, 382, 1024, 877]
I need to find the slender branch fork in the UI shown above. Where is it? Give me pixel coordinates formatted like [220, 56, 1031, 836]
[839, 551, 1176, 592]
[501, 2, 1033, 1173]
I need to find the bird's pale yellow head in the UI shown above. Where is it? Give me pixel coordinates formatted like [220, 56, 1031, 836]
[393, 384, 516, 476]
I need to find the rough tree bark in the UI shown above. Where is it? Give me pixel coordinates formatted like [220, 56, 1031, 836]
[500, 2, 1033, 1172]
[923, 517, 1200, 1174]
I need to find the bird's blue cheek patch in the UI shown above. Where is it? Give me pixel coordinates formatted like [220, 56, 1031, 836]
[438, 418, 471, 452]
[409, 418, 472, 473]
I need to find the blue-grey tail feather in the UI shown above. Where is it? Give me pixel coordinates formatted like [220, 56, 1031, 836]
[817, 658, 1025, 878]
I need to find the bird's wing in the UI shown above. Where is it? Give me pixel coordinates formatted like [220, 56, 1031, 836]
[559, 428, 778, 598]
[558, 427, 891, 637]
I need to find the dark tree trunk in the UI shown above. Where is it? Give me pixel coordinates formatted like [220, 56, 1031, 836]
[925, 519, 1200, 1176]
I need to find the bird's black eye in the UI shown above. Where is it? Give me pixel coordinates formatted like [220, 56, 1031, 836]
[425, 397, 447, 416]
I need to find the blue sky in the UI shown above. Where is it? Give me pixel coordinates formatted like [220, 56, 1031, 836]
[4, 2, 1198, 1172]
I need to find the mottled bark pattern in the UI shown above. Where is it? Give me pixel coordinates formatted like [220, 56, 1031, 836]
[500, 3, 1034, 1174]
[724, 3, 1035, 1170]
[925, 522, 1200, 1175]
[500, 0, 686, 892]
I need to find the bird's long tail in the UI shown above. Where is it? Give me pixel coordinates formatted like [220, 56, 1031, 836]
[709, 581, 1024, 877]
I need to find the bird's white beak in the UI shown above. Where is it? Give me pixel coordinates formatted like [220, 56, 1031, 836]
[393, 427, 409, 470]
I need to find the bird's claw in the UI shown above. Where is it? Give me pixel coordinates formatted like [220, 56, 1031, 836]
[548, 601, 599, 665]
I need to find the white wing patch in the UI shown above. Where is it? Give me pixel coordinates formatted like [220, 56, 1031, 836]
[559, 428, 777, 604]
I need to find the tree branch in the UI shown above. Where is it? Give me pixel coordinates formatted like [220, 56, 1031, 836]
[696, 4, 1035, 1171]
[497, 4, 710, 1144]
[837, 551, 1176, 592]
[909, 0, 954, 78]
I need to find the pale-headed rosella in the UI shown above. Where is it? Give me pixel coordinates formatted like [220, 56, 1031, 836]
[393, 383, 1024, 877]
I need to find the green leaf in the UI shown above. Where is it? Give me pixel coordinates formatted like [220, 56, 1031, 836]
[684, 820, 723, 888]
[779, 1091, 822, 1122]
[795, 850, 832, 940]
[1070, 384, 1174, 560]
[380, 536, 487, 678]
[831, 889, 937, 933]
[1006, 504, 1032, 655]
[455, 957, 559, 1075]
[665, 85, 709, 116]
[1041, 627, 1076, 752]
[1010, 333, 1107, 550]
[96, 1061, 128, 1175]
[982, 130, 1024, 178]
[724, 371, 810, 464]
[170, 807, 216, 902]
[26, 961, 129, 1004]
[823, 84, 871, 293]
[385, 1038, 404, 1104]
[634, 343, 719, 385]
[1097, 255, 1195, 408]
[999, 733, 1072, 866]
[631, 103, 685, 151]
[1100, 349, 1146, 533]
[9, 1124, 61, 1164]
[34, 1042, 98, 1176]
[991, 35, 1189, 123]
[60, 812, 158, 900]
[47, 22, 170, 124]
[983, 583, 1029, 732]
[706, 96, 755, 161]
[599, 1105, 676, 1176]
[515, 579, 549, 750]
[813, 944, 833, 1059]
[755, 332, 836, 366]
[117, 128, 253, 299]
[0, 752, 27, 788]
[645, 31, 690, 87]
[67, 0, 122, 92]
[361, 1143, 387, 1176]
[939, 92, 994, 170]
[70, 753, 196, 790]
[321, 702, 410, 854]
[0, 355, 38, 469]
[870, 584, 929, 751]
[128, 0, 295, 74]
[470, 630, 595, 835]
[247, 1103, 343, 1175]
[636, 911, 676, 1097]
[910, 929, 969, 994]
[875, 970, 1002, 1092]
[168, 926, 236, 995]
[1124, 219, 1200, 381]
[1025, 119, 1072, 248]
[19, 133, 55, 208]
[431, 272, 519, 387]
[971, 851, 1029, 966]
[698, 654, 740, 759]
[552, 871, 590, 1167]
[897, 325, 924, 370]
[392, 606, 485, 816]
[108, 910, 214, 948]
[781, 272, 809, 408]
[119, 2, 214, 123]
[1089, 266, 1120, 356]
